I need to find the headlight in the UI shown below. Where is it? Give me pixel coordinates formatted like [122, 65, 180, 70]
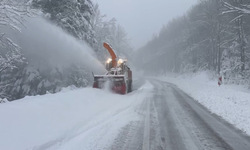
[118, 59, 123, 64]
[106, 58, 112, 63]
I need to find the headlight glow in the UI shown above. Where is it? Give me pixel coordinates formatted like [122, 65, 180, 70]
[106, 58, 112, 63]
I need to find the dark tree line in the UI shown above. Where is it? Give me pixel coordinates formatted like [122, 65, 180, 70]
[135, 0, 250, 86]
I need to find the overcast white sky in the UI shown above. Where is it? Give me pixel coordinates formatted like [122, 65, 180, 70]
[93, 0, 198, 49]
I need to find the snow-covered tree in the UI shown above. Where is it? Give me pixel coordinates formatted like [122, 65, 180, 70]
[135, 0, 250, 88]
[108, 24, 133, 59]
[90, 4, 110, 61]
[69, 64, 90, 88]
[9, 66, 41, 99]
[0, 0, 32, 73]
[0, 0, 32, 50]
[32, 0, 95, 46]
[91, 4, 133, 62]
[221, 0, 250, 72]
[0, 0, 33, 98]
[222, 0, 250, 15]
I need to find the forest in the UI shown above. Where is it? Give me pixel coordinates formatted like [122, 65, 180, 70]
[134, 0, 250, 88]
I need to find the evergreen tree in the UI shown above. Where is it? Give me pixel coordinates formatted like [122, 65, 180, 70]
[32, 0, 95, 46]
[0, 0, 33, 98]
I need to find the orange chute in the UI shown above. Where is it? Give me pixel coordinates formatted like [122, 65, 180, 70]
[103, 43, 117, 67]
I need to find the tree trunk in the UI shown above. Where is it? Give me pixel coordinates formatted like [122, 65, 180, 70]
[240, 17, 245, 71]
[218, 30, 221, 74]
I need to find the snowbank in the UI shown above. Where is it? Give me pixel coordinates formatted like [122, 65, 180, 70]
[0, 82, 153, 150]
[158, 71, 250, 135]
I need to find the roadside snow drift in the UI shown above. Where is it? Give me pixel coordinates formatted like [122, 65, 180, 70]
[0, 82, 154, 150]
[159, 72, 250, 136]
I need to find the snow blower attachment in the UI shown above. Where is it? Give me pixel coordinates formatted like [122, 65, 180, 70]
[93, 43, 132, 94]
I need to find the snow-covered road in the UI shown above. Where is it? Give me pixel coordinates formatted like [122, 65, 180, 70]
[1, 79, 250, 150]
[108, 79, 250, 150]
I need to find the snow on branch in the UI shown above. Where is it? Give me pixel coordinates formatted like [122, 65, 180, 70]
[0, 0, 33, 73]
[0, 0, 33, 31]
[0, 0, 34, 35]
[221, 0, 250, 15]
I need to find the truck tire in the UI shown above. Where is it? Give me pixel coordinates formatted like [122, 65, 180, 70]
[128, 80, 132, 93]
[130, 83, 133, 92]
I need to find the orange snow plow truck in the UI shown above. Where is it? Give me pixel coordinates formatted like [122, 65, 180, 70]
[93, 43, 132, 94]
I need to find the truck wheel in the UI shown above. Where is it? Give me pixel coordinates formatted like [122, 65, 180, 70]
[127, 81, 132, 93]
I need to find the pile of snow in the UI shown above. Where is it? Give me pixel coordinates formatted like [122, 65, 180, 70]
[159, 71, 250, 135]
[0, 82, 154, 150]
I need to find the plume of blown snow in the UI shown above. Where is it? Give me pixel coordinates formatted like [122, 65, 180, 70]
[3, 13, 106, 74]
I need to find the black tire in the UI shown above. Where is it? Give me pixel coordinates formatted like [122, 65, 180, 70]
[130, 82, 133, 92]
[128, 80, 132, 93]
